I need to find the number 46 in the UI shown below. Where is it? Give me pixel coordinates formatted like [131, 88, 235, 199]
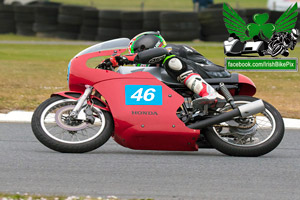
[131, 88, 156, 101]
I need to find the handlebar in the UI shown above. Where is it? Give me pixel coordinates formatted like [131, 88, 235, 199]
[96, 56, 129, 70]
[96, 60, 113, 70]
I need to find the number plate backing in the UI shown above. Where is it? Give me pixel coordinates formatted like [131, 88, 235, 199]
[125, 85, 163, 105]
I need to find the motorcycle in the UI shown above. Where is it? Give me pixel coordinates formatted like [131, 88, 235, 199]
[266, 29, 298, 57]
[267, 34, 290, 57]
[31, 38, 284, 156]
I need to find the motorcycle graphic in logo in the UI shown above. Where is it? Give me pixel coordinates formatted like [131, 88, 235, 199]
[223, 3, 299, 57]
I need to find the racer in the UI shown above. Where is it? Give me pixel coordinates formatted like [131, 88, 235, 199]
[99, 31, 226, 109]
[267, 28, 299, 57]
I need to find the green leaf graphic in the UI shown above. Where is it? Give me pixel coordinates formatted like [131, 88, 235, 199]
[247, 13, 275, 40]
[253, 13, 269, 24]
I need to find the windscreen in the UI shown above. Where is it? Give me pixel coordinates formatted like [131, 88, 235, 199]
[74, 38, 131, 58]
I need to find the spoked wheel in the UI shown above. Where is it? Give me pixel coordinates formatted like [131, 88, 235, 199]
[204, 95, 284, 157]
[31, 96, 113, 153]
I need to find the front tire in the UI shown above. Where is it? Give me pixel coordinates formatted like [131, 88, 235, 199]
[31, 96, 114, 153]
[204, 95, 284, 157]
[270, 44, 283, 57]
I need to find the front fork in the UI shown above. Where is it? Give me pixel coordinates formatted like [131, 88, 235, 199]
[69, 85, 93, 120]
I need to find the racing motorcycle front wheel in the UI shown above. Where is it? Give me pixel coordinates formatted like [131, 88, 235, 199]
[270, 43, 283, 57]
[204, 95, 284, 157]
[31, 96, 114, 153]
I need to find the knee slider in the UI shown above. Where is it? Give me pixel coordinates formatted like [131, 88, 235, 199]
[164, 56, 187, 80]
[164, 56, 187, 73]
[168, 57, 183, 71]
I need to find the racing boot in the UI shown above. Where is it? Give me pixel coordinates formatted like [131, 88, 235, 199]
[181, 72, 226, 110]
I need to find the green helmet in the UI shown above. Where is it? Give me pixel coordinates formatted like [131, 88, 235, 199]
[128, 31, 167, 53]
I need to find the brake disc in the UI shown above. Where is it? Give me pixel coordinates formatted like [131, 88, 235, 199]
[229, 124, 258, 137]
[215, 116, 257, 137]
[55, 105, 88, 131]
[217, 116, 257, 129]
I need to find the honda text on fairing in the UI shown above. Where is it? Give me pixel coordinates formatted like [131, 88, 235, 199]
[31, 38, 284, 156]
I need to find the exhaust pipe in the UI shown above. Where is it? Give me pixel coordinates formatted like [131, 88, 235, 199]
[187, 100, 265, 129]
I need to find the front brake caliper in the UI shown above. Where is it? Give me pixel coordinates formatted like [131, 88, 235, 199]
[84, 106, 95, 124]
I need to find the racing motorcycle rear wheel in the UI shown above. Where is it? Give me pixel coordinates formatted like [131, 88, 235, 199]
[204, 95, 284, 157]
[31, 96, 114, 153]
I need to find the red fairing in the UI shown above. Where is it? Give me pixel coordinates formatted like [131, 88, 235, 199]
[67, 49, 200, 151]
[68, 49, 128, 91]
[238, 74, 256, 96]
[94, 78, 200, 151]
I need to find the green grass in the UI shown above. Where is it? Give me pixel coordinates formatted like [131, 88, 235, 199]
[0, 43, 85, 112]
[0, 193, 66, 200]
[0, 35, 299, 118]
[51, 0, 268, 11]
[0, 192, 152, 200]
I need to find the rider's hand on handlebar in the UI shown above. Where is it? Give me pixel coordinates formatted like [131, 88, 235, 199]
[97, 55, 129, 69]
[110, 55, 129, 67]
[109, 55, 119, 67]
[97, 58, 112, 69]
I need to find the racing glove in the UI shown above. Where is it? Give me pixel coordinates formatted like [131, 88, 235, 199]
[98, 55, 130, 68]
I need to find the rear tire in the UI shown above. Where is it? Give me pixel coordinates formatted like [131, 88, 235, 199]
[204, 95, 284, 157]
[31, 96, 114, 153]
